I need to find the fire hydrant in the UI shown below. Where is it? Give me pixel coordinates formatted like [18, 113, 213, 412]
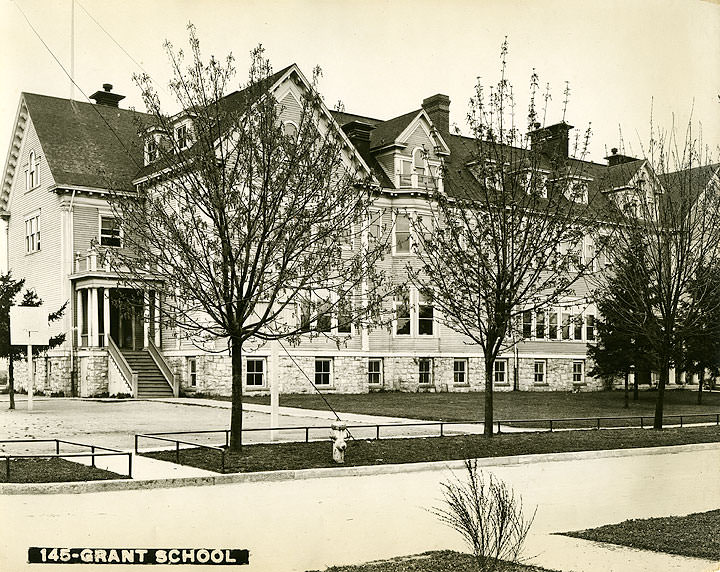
[331, 422, 347, 464]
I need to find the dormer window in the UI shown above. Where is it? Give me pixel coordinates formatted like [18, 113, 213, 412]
[175, 124, 189, 150]
[26, 151, 40, 190]
[145, 137, 158, 164]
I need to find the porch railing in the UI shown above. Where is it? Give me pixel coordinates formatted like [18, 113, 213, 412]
[147, 339, 179, 397]
[107, 336, 138, 396]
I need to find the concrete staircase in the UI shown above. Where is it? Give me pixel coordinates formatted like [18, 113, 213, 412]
[120, 349, 174, 398]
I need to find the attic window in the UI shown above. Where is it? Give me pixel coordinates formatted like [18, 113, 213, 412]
[26, 151, 40, 190]
[283, 122, 299, 139]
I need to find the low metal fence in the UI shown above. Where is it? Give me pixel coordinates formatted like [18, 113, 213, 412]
[496, 412, 720, 433]
[0, 439, 133, 481]
[135, 411, 720, 470]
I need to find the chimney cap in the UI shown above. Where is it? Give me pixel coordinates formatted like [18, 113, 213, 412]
[90, 83, 125, 107]
[611, 147, 618, 155]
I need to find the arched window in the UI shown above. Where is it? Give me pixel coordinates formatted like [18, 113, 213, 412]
[283, 122, 299, 139]
[27, 151, 39, 189]
[412, 148, 425, 176]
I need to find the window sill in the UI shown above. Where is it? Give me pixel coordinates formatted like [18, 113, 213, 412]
[25, 250, 41, 256]
[453, 383, 470, 388]
[572, 382, 587, 387]
[533, 383, 549, 387]
[313, 385, 335, 390]
[245, 385, 267, 392]
[494, 382, 511, 387]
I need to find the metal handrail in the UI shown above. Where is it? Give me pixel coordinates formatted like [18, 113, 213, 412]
[147, 339, 178, 397]
[107, 336, 138, 396]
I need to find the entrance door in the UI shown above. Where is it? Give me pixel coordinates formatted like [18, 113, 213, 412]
[109, 289, 145, 350]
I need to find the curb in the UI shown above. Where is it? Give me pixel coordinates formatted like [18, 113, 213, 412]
[3, 441, 719, 496]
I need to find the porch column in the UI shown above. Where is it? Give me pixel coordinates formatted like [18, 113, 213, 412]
[103, 288, 111, 347]
[143, 291, 150, 348]
[154, 290, 161, 347]
[76, 289, 84, 346]
[89, 287, 99, 347]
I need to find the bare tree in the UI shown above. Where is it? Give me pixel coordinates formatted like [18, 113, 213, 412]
[598, 124, 720, 428]
[106, 27, 390, 449]
[432, 460, 536, 572]
[411, 41, 598, 436]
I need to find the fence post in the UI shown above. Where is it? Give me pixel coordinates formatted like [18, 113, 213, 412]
[640, 416, 644, 429]
[134, 435, 139, 454]
[549, 419, 553, 432]
[497, 421, 501, 434]
[221, 450, 226, 474]
[55, 440, 60, 455]
[376, 425, 380, 440]
[175, 441, 180, 464]
[440, 423, 444, 437]
[225, 431, 229, 448]
[305, 427, 309, 443]
[91, 446, 96, 467]
[596, 418, 601, 430]
[680, 416, 683, 428]
[127, 453, 133, 479]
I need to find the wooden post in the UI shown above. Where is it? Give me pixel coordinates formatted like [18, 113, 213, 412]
[27, 340, 33, 411]
[270, 342, 279, 441]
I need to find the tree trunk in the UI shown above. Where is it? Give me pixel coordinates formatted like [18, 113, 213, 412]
[229, 336, 244, 450]
[653, 362, 669, 430]
[483, 356, 494, 438]
[624, 371, 629, 408]
[698, 368, 704, 405]
[8, 353, 15, 410]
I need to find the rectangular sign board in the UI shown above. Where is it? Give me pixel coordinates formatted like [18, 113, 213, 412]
[10, 306, 50, 346]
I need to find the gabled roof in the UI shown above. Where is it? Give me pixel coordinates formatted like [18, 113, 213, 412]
[594, 159, 645, 192]
[22, 93, 145, 191]
[369, 109, 421, 150]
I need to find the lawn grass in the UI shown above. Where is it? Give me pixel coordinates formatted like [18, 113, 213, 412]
[563, 509, 720, 561]
[142, 425, 720, 474]
[306, 550, 557, 572]
[0, 457, 127, 483]
[242, 389, 720, 426]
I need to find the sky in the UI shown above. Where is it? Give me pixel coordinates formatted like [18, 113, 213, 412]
[1, 0, 719, 165]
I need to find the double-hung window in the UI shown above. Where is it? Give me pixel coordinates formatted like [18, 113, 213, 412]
[418, 292, 434, 336]
[25, 213, 40, 253]
[314, 358, 332, 386]
[368, 359, 383, 386]
[418, 358, 433, 385]
[585, 315, 595, 341]
[187, 357, 197, 387]
[494, 360, 507, 385]
[246, 358, 266, 387]
[394, 213, 411, 254]
[534, 360, 546, 384]
[453, 358, 468, 384]
[573, 360, 585, 384]
[100, 216, 121, 247]
[395, 294, 411, 335]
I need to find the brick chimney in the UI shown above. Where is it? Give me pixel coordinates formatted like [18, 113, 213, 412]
[529, 121, 573, 159]
[89, 83, 125, 108]
[422, 94, 450, 134]
[605, 148, 639, 167]
[341, 120, 374, 156]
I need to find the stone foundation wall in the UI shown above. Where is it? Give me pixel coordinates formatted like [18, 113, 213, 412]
[165, 352, 605, 396]
[11, 354, 73, 396]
